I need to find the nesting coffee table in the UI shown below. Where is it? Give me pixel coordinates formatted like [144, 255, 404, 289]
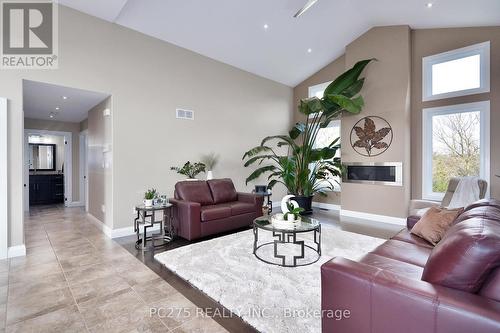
[253, 216, 321, 267]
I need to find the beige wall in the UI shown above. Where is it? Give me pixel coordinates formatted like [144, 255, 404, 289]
[4, 6, 292, 245]
[80, 118, 88, 132]
[293, 56, 345, 206]
[24, 118, 81, 201]
[411, 27, 500, 200]
[292, 26, 412, 218]
[87, 98, 112, 227]
[341, 26, 412, 218]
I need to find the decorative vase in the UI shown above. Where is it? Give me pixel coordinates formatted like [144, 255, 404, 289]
[287, 214, 295, 222]
[185, 178, 198, 181]
[144, 199, 153, 207]
[293, 195, 314, 215]
[206, 171, 213, 180]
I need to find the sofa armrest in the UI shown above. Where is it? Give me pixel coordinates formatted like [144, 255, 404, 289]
[409, 199, 440, 215]
[169, 198, 201, 241]
[321, 257, 500, 333]
[237, 192, 264, 206]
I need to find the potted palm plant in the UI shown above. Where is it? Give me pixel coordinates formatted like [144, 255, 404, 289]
[243, 59, 374, 214]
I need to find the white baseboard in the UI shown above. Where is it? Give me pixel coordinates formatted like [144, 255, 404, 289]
[86, 213, 113, 238]
[312, 202, 340, 211]
[8, 244, 26, 258]
[67, 201, 84, 207]
[340, 209, 406, 226]
[86, 213, 160, 239]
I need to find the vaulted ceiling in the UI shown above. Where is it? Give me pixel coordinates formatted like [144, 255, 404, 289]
[60, 0, 500, 86]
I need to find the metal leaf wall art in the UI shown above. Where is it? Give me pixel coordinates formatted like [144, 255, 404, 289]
[350, 116, 393, 157]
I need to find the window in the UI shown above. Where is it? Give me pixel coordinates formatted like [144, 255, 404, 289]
[423, 41, 490, 101]
[308, 81, 331, 99]
[422, 101, 490, 201]
[308, 82, 340, 192]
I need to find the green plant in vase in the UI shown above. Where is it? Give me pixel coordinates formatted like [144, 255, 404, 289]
[243, 59, 374, 214]
[284, 201, 305, 221]
[201, 153, 219, 180]
[144, 188, 157, 207]
[170, 161, 206, 179]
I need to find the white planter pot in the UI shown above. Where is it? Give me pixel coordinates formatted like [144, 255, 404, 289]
[184, 178, 199, 181]
[144, 199, 153, 207]
[287, 214, 296, 222]
[206, 171, 213, 180]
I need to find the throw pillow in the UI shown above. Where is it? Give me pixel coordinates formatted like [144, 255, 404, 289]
[410, 206, 464, 245]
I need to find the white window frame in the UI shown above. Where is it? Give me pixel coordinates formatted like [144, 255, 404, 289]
[308, 81, 341, 192]
[422, 101, 490, 201]
[422, 41, 490, 101]
[311, 119, 341, 192]
[308, 81, 331, 99]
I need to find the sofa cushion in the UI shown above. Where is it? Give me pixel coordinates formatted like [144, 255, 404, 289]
[463, 198, 500, 212]
[370, 240, 432, 267]
[454, 205, 500, 224]
[410, 206, 464, 245]
[200, 205, 231, 222]
[479, 267, 500, 302]
[207, 179, 238, 204]
[175, 181, 214, 206]
[230, 202, 255, 215]
[359, 253, 424, 280]
[422, 218, 500, 293]
[406, 215, 421, 229]
[391, 229, 434, 249]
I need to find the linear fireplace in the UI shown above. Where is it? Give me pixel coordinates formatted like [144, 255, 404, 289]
[342, 162, 402, 186]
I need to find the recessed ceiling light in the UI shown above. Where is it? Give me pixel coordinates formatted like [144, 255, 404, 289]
[307, 48, 312, 53]
[426, 2, 433, 8]
[263, 24, 269, 30]
[62, 96, 68, 100]
[49, 112, 55, 118]
[55, 107, 60, 110]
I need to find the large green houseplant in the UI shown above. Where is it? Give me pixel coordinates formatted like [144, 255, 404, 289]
[243, 59, 374, 214]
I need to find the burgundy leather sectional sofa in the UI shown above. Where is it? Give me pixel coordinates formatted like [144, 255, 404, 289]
[321, 199, 500, 333]
[170, 178, 263, 241]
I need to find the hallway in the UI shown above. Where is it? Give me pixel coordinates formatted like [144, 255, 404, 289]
[0, 205, 226, 332]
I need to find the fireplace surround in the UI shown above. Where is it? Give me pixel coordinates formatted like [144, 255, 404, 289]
[342, 162, 403, 186]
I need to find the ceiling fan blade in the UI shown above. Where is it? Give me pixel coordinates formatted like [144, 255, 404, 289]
[293, 0, 319, 18]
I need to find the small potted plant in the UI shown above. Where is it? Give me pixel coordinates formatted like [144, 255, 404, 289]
[144, 188, 157, 207]
[170, 161, 206, 180]
[201, 153, 219, 180]
[284, 201, 304, 222]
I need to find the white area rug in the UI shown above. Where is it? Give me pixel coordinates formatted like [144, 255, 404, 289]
[155, 226, 385, 333]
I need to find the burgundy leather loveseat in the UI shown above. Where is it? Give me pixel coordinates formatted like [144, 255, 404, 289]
[321, 199, 500, 333]
[170, 178, 263, 241]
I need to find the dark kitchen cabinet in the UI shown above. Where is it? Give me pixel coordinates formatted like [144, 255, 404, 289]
[29, 174, 65, 205]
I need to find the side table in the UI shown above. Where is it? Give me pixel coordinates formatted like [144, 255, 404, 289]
[134, 203, 173, 251]
[253, 192, 273, 214]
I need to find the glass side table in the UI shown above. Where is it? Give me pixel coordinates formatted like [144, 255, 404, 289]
[253, 215, 321, 267]
[134, 203, 173, 251]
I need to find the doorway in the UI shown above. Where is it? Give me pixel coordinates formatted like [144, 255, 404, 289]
[22, 79, 110, 214]
[80, 130, 89, 211]
[1, 97, 7, 259]
[24, 129, 72, 210]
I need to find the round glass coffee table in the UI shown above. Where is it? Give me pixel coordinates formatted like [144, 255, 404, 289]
[253, 216, 321, 267]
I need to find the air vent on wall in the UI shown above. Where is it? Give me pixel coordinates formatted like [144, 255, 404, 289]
[176, 108, 194, 120]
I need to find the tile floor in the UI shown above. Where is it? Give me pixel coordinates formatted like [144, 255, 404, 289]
[0, 205, 228, 333]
